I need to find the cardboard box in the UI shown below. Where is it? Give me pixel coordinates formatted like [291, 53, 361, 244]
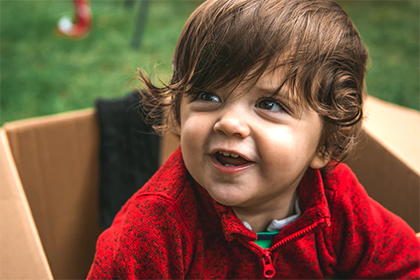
[0, 110, 100, 279]
[0, 96, 418, 279]
[347, 97, 420, 232]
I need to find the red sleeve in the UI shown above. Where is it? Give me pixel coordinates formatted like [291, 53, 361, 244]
[87, 193, 191, 279]
[326, 164, 420, 278]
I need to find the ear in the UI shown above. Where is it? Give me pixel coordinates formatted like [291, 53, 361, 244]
[309, 152, 330, 169]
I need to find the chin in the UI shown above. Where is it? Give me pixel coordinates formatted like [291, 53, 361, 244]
[206, 188, 246, 207]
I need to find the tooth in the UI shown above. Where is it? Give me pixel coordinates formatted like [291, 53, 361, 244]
[230, 153, 239, 158]
[222, 152, 230, 157]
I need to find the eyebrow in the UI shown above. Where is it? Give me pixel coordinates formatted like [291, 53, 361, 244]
[254, 84, 289, 99]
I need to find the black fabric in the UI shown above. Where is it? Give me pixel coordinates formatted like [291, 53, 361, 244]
[96, 91, 160, 230]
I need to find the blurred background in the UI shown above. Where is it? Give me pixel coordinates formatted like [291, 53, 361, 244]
[1, 0, 419, 125]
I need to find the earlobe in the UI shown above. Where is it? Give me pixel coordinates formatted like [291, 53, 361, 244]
[309, 152, 330, 169]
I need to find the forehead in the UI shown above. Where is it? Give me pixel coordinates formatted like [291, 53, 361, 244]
[255, 66, 286, 92]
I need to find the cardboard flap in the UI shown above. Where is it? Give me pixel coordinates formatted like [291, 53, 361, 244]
[0, 129, 53, 279]
[3, 109, 102, 279]
[364, 96, 420, 175]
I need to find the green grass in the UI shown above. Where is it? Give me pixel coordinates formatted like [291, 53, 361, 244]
[338, 0, 419, 110]
[1, 0, 201, 124]
[1, 0, 419, 125]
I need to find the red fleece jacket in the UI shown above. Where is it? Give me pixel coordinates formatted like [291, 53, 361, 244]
[88, 148, 419, 279]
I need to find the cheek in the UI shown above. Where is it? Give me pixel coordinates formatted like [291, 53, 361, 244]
[257, 129, 313, 169]
[179, 115, 213, 187]
[180, 113, 209, 156]
[260, 128, 298, 153]
[180, 120, 196, 152]
[180, 121, 200, 178]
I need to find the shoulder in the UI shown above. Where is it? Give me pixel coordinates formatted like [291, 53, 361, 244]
[319, 163, 407, 225]
[109, 146, 197, 250]
[89, 190, 197, 279]
[320, 162, 361, 193]
[89, 149, 199, 278]
[320, 162, 372, 212]
[320, 162, 398, 227]
[118, 146, 198, 228]
[319, 163, 420, 277]
[318, 163, 370, 220]
[113, 150, 199, 241]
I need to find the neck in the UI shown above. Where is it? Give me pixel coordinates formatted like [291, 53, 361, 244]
[232, 192, 297, 233]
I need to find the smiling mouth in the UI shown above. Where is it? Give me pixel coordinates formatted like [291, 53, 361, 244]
[214, 151, 251, 167]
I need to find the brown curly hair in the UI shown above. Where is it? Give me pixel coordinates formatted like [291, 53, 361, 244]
[138, 0, 368, 164]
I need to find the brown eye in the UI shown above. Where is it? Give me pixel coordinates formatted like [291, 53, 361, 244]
[198, 92, 220, 102]
[256, 99, 283, 111]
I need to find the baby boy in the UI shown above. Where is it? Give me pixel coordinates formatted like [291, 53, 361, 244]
[88, 0, 420, 278]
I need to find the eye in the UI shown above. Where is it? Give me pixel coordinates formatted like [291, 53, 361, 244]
[197, 92, 221, 102]
[256, 98, 285, 112]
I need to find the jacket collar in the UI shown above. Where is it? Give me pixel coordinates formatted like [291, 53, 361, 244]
[195, 186, 257, 241]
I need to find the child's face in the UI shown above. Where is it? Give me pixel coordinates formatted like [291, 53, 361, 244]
[179, 69, 328, 211]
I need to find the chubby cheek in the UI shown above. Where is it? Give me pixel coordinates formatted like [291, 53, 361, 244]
[180, 113, 210, 171]
[181, 114, 202, 145]
[180, 127, 215, 192]
[258, 129, 312, 175]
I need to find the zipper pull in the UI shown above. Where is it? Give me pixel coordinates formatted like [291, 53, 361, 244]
[261, 250, 276, 278]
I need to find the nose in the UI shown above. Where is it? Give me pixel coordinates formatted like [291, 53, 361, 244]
[213, 109, 251, 138]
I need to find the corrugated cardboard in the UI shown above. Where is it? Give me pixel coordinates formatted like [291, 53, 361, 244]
[0, 130, 53, 279]
[0, 110, 102, 279]
[348, 97, 420, 232]
[0, 96, 418, 278]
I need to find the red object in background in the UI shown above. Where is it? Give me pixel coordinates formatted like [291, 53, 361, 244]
[56, 0, 92, 39]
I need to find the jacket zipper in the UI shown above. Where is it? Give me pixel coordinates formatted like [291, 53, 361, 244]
[261, 250, 275, 278]
[253, 218, 325, 279]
